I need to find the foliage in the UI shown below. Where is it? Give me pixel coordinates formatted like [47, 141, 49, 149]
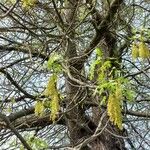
[20, 134, 48, 150]
[21, 0, 37, 8]
[34, 53, 62, 121]
[44, 74, 60, 122]
[89, 48, 103, 80]
[107, 84, 123, 130]
[131, 43, 139, 59]
[138, 42, 149, 58]
[131, 42, 149, 59]
[34, 74, 60, 122]
[89, 48, 134, 129]
[47, 53, 62, 73]
[131, 28, 150, 60]
[10, 0, 37, 8]
[9, 133, 48, 150]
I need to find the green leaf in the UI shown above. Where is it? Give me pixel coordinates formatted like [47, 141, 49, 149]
[47, 53, 61, 68]
[100, 96, 107, 106]
[95, 47, 103, 56]
[89, 59, 100, 80]
[123, 89, 135, 102]
[47, 53, 62, 73]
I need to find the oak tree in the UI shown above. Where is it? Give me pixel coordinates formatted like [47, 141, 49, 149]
[0, 0, 149, 149]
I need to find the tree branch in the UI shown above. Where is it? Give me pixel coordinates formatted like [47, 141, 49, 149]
[0, 45, 48, 60]
[0, 68, 34, 99]
[69, 0, 124, 66]
[0, 112, 32, 150]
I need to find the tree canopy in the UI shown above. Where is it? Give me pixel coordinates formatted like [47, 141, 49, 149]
[0, 0, 150, 150]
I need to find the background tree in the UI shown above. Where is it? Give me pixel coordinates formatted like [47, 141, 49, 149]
[0, 0, 149, 149]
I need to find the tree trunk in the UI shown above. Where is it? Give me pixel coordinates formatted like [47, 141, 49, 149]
[65, 1, 126, 149]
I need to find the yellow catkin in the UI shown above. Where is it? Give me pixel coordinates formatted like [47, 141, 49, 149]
[34, 101, 44, 117]
[107, 88, 123, 130]
[139, 42, 149, 59]
[21, 0, 37, 8]
[107, 94, 115, 122]
[131, 43, 139, 60]
[44, 75, 57, 97]
[44, 75, 60, 122]
[113, 97, 123, 130]
[115, 83, 122, 100]
[50, 95, 60, 121]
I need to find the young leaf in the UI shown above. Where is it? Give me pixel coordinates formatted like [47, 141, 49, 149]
[95, 47, 103, 57]
[47, 53, 62, 73]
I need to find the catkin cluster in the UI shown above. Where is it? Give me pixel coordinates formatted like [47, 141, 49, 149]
[131, 42, 149, 60]
[107, 84, 123, 130]
[34, 75, 60, 122]
[44, 75, 60, 121]
[21, 0, 37, 8]
[35, 101, 44, 117]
